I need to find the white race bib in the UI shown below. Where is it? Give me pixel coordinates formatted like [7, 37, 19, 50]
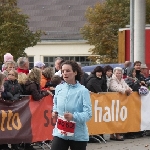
[57, 115, 76, 136]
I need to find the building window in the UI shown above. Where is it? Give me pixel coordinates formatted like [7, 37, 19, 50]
[28, 56, 34, 69]
[43, 56, 91, 67]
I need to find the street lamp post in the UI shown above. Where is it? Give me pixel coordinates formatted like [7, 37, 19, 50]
[130, 0, 134, 62]
[134, 0, 146, 63]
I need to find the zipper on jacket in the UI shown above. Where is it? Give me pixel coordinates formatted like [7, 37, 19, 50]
[64, 85, 70, 113]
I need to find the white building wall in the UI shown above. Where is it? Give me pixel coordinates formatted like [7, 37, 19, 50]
[25, 40, 94, 62]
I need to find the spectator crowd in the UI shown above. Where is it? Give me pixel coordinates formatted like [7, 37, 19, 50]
[0, 53, 150, 150]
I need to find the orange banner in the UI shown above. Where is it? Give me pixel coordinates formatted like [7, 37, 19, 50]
[87, 92, 141, 135]
[0, 92, 143, 143]
[0, 95, 55, 144]
[29, 95, 55, 142]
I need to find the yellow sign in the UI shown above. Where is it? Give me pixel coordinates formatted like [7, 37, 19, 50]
[87, 92, 141, 135]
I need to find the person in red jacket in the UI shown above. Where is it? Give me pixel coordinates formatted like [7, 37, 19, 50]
[17, 57, 29, 74]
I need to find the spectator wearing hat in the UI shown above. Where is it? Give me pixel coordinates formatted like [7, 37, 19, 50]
[141, 64, 148, 78]
[2, 53, 14, 72]
[4, 53, 13, 62]
[34, 61, 45, 70]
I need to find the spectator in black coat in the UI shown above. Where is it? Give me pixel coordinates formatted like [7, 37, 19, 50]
[86, 66, 107, 142]
[86, 66, 107, 93]
[77, 62, 89, 86]
[125, 68, 141, 92]
[129, 61, 145, 81]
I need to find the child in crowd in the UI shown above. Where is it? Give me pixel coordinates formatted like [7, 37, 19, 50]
[4, 69, 22, 101]
[50, 75, 62, 95]
[40, 67, 54, 89]
[0, 73, 11, 150]
[4, 53, 13, 62]
[2, 53, 14, 72]
[45, 75, 62, 96]
[2, 61, 16, 78]
[18, 73, 28, 95]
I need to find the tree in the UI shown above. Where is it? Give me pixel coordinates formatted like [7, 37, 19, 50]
[0, 0, 41, 64]
[81, 0, 150, 64]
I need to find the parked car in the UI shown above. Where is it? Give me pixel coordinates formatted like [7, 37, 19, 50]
[82, 63, 124, 74]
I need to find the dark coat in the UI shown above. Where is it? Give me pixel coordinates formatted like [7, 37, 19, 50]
[124, 77, 140, 91]
[86, 74, 107, 93]
[25, 80, 49, 101]
[4, 79, 23, 100]
[80, 72, 89, 86]
[129, 68, 145, 81]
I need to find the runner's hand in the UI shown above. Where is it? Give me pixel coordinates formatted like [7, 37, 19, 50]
[52, 112, 58, 118]
[64, 112, 73, 121]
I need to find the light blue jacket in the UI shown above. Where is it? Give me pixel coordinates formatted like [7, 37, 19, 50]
[53, 81, 92, 141]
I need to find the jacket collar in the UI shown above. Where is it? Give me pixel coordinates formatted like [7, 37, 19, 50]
[64, 81, 79, 88]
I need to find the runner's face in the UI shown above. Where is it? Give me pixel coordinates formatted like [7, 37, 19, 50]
[62, 64, 77, 84]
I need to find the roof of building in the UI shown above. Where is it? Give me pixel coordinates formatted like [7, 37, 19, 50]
[17, 0, 104, 40]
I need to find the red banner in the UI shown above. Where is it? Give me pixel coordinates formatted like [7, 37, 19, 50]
[0, 95, 54, 144]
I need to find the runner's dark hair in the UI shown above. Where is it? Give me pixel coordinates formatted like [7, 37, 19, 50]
[61, 60, 83, 82]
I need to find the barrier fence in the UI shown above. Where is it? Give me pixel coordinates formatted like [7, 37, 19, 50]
[0, 92, 150, 144]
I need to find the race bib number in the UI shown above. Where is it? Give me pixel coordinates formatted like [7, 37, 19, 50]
[57, 115, 76, 136]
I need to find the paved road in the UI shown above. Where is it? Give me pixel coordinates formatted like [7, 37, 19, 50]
[86, 135, 150, 150]
[32, 135, 150, 150]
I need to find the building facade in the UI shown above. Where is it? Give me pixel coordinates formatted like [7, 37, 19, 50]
[18, 0, 104, 68]
[26, 40, 94, 68]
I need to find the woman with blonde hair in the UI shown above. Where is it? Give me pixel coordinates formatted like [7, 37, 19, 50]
[18, 73, 28, 95]
[25, 67, 49, 101]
